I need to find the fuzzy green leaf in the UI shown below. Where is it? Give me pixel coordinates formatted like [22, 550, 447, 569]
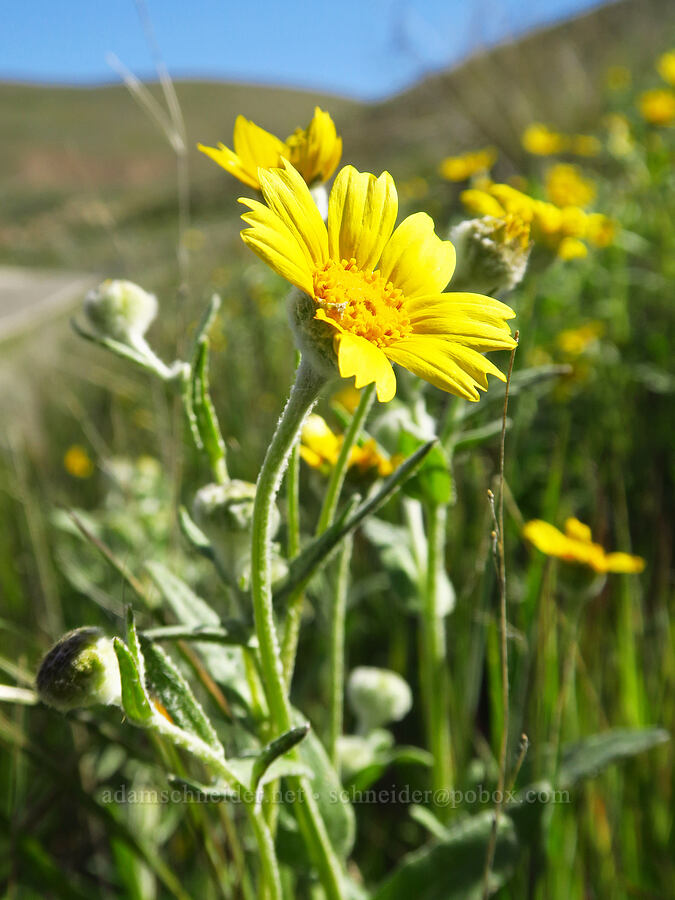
[373, 811, 519, 900]
[112, 638, 152, 726]
[559, 727, 670, 789]
[192, 338, 228, 482]
[252, 724, 310, 788]
[139, 636, 222, 753]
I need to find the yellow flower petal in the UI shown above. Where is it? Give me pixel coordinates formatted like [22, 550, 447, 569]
[601, 552, 646, 574]
[523, 520, 570, 556]
[385, 337, 503, 400]
[335, 331, 396, 402]
[565, 518, 592, 543]
[461, 189, 506, 218]
[406, 293, 516, 350]
[288, 107, 342, 184]
[377, 213, 456, 298]
[233, 115, 286, 174]
[239, 197, 315, 295]
[197, 142, 261, 190]
[257, 160, 329, 271]
[328, 166, 398, 272]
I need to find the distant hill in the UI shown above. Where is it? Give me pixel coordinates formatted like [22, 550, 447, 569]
[0, 0, 672, 274]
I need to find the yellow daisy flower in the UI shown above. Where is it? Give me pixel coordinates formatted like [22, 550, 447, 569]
[638, 89, 675, 126]
[439, 147, 498, 182]
[657, 50, 675, 86]
[300, 414, 400, 476]
[545, 164, 596, 209]
[556, 321, 604, 355]
[64, 445, 95, 479]
[523, 517, 645, 574]
[239, 161, 517, 403]
[522, 123, 567, 156]
[198, 107, 342, 190]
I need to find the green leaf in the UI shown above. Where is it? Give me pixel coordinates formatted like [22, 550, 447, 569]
[558, 727, 670, 789]
[341, 730, 432, 792]
[144, 561, 252, 708]
[373, 811, 520, 900]
[113, 638, 152, 726]
[177, 505, 214, 559]
[251, 724, 310, 788]
[274, 440, 436, 606]
[141, 623, 255, 647]
[451, 418, 511, 452]
[192, 338, 228, 482]
[226, 755, 313, 792]
[296, 724, 355, 859]
[409, 805, 451, 841]
[166, 773, 237, 802]
[125, 607, 144, 674]
[398, 431, 452, 505]
[139, 637, 222, 753]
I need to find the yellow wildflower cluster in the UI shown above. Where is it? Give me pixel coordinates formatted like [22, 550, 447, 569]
[198, 107, 342, 190]
[523, 517, 645, 573]
[545, 163, 596, 209]
[522, 123, 601, 157]
[439, 147, 497, 182]
[638, 88, 675, 126]
[461, 182, 614, 260]
[300, 414, 400, 476]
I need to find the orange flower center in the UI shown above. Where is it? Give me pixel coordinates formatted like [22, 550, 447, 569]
[313, 258, 411, 348]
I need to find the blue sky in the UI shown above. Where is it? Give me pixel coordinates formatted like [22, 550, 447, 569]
[2, 0, 606, 100]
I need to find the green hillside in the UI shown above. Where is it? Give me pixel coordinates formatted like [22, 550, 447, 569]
[1, 0, 672, 276]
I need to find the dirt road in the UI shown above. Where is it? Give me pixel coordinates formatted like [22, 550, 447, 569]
[0, 266, 98, 344]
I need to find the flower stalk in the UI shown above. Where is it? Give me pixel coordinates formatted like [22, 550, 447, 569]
[249, 356, 345, 899]
[420, 501, 454, 806]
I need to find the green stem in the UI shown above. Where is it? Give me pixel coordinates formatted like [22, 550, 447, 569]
[328, 534, 353, 767]
[251, 357, 323, 731]
[281, 586, 305, 688]
[150, 714, 282, 899]
[316, 384, 375, 535]
[250, 357, 345, 899]
[420, 502, 453, 806]
[280, 423, 304, 689]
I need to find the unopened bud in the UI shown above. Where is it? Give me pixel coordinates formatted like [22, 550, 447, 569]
[36, 627, 121, 712]
[83, 279, 158, 347]
[192, 481, 284, 589]
[287, 289, 339, 380]
[347, 666, 412, 733]
[450, 215, 531, 295]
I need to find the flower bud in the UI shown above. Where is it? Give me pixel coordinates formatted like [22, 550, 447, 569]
[83, 279, 158, 347]
[450, 215, 531, 295]
[347, 666, 412, 733]
[36, 627, 121, 712]
[287, 289, 340, 379]
[192, 481, 285, 589]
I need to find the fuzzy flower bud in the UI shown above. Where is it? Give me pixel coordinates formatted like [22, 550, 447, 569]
[287, 289, 340, 380]
[84, 279, 158, 346]
[450, 215, 531, 295]
[192, 481, 285, 589]
[36, 627, 121, 712]
[347, 666, 412, 733]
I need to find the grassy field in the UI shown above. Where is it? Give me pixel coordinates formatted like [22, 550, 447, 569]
[1, 0, 674, 897]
